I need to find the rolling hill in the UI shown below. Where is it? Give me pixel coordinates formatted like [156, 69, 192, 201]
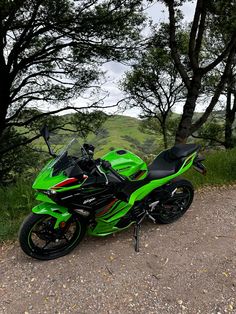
[87, 115, 163, 157]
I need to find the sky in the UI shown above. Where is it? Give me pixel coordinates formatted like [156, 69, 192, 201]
[76, 1, 196, 117]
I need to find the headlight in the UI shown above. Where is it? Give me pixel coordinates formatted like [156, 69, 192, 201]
[37, 189, 57, 196]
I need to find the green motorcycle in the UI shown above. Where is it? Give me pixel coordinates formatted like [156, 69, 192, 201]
[19, 126, 206, 260]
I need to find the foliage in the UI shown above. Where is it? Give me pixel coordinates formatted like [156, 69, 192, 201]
[0, 110, 107, 180]
[0, 128, 42, 184]
[184, 147, 236, 188]
[192, 120, 225, 148]
[0, 179, 36, 241]
[158, 0, 236, 143]
[0, 0, 146, 147]
[122, 38, 185, 148]
[90, 115, 163, 157]
[139, 115, 181, 149]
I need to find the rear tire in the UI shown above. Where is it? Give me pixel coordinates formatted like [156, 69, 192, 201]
[19, 213, 86, 260]
[151, 179, 194, 224]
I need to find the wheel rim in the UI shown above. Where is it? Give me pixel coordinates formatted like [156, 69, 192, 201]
[28, 216, 81, 256]
[158, 186, 192, 219]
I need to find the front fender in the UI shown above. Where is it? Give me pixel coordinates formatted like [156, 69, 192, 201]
[32, 202, 72, 229]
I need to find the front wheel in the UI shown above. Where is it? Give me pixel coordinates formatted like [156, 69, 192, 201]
[150, 179, 194, 224]
[19, 213, 86, 260]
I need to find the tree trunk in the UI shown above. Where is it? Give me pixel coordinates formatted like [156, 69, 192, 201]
[224, 90, 236, 149]
[175, 74, 201, 144]
[162, 124, 168, 149]
[0, 20, 10, 140]
[0, 70, 10, 139]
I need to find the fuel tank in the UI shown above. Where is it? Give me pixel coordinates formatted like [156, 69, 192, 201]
[102, 149, 148, 180]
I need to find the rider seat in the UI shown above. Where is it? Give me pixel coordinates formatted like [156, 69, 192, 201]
[148, 144, 200, 180]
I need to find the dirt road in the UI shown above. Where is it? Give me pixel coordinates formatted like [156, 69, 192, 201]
[0, 186, 236, 314]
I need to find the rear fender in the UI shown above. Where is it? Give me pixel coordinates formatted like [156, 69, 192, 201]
[32, 202, 72, 229]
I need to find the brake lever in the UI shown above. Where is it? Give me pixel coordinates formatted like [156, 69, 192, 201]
[96, 161, 109, 185]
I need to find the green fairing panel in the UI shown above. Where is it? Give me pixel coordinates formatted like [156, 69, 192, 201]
[87, 201, 132, 236]
[102, 149, 148, 179]
[32, 202, 72, 229]
[32, 159, 68, 190]
[35, 192, 56, 204]
[32, 159, 85, 192]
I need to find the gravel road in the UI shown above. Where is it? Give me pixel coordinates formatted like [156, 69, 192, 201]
[0, 186, 236, 314]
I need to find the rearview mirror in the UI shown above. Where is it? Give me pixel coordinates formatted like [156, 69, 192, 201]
[39, 125, 56, 157]
[40, 125, 50, 141]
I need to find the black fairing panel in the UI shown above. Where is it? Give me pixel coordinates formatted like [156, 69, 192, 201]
[55, 173, 121, 211]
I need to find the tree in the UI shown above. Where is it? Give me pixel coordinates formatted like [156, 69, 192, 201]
[191, 119, 225, 148]
[160, 0, 236, 143]
[0, 0, 145, 146]
[122, 42, 185, 148]
[194, 65, 236, 149]
[189, 4, 236, 149]
[0, 128, 40, 184]
[0, 109, 107, 155]
[224, 61, 236, 148]
[139, 114, 180, 148]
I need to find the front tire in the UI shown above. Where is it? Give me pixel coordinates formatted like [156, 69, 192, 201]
[150, 179, 194, 224]
[19, 213, 86, 260]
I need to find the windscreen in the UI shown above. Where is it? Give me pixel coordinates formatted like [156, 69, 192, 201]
[45, 136, 87, 176]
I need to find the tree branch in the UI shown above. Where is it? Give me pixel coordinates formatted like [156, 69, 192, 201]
[191, 133, 225, 146]
[201, 33, 236, 74]
[194, 2, 207, 65]
[167, 0, 190, 89]
[191, 45, 236, 133]
[188, 0, 203, 69]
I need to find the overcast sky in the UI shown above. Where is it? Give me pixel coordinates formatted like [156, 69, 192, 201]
[76, 1, 196, 117]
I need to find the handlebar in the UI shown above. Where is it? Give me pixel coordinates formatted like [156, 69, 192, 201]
[99, 159, 126, 182]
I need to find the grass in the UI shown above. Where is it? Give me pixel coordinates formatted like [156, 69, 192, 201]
[184, 148, 236, 188]
[0, 179, 36, 241]
[0, 147, 235, 242]
[32, 115, 163, 157]
[89, 115, 163, 156]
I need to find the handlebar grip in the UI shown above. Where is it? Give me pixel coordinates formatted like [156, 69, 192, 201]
[100, 159, 125, 182]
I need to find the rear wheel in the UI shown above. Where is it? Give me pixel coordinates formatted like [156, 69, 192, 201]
[150, 179, 194, 224]
[19, 213, 86, 260]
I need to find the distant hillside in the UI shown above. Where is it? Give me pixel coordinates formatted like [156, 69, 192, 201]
[88, 115, 163, 157]
[33, 110, 231, 158]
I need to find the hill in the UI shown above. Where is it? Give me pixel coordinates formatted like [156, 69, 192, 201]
[31, 110, 234, 158]
[87, 115, 163, 157]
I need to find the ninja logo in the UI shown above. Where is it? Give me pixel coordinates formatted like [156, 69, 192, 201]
[83, 197, 96, 204]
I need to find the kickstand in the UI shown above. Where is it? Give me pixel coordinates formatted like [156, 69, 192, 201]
[134, 223, 141, 252]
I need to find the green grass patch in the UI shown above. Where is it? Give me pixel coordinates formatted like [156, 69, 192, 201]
[0, 179, 36, 241]
[184, 148, 236, 188]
